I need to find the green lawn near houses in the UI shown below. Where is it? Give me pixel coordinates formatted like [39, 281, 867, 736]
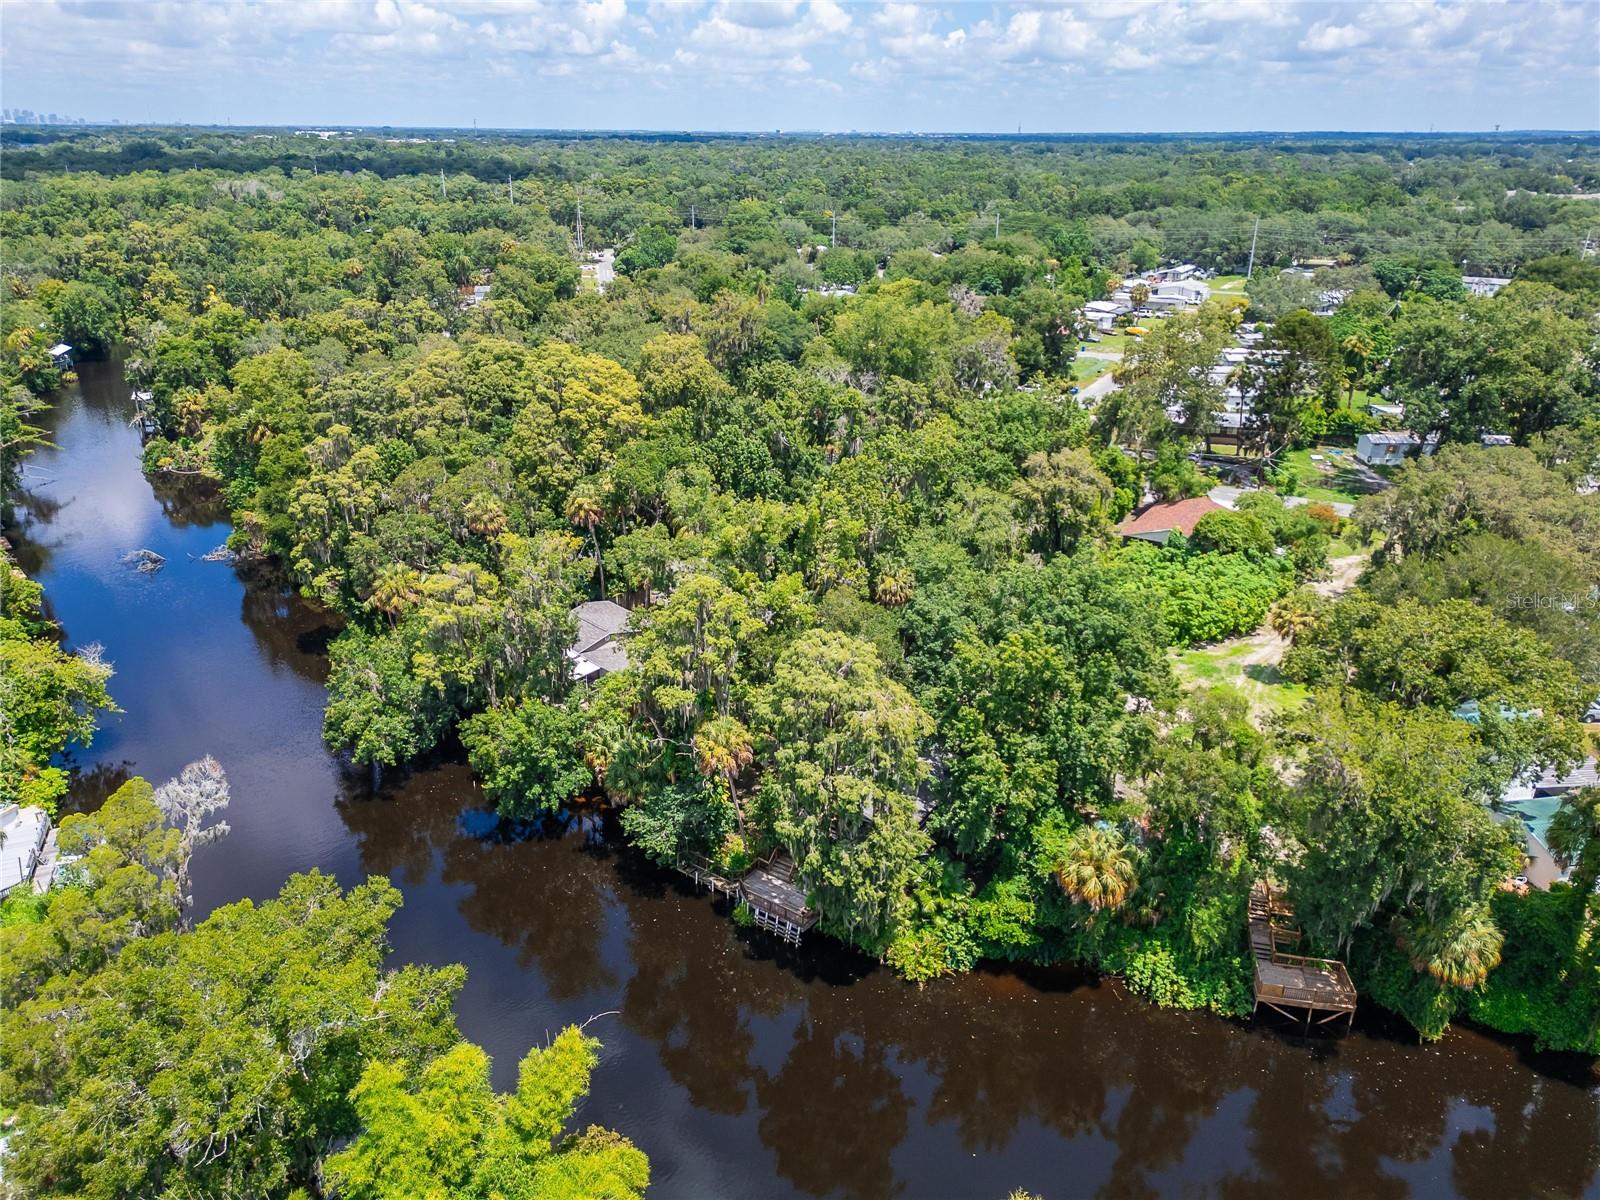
[1280, 446, 1374, 506]
[1085, 331, 1132, 353]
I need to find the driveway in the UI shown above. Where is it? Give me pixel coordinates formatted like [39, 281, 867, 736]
[1079, 371, 1120, 402]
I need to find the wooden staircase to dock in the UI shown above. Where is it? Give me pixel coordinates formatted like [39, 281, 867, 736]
[1249, 881, 1357, 1029]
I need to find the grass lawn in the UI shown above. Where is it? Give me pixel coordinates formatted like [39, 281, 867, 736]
[1330, 524, 1380, 557]
[1281, 446, 1375, 506]
[1086, 332, 1132, 353]
[1171, 640, 1310, 719]
[1209, 274, 1248, 293]
[1071, 356, 1112, 382]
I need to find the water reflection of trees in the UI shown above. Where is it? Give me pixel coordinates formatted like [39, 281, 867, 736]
[64, 760, 136, 815]
[326, 767, 1600, 1200]
[616, 869, 797, 1119]
[441, 812, 622, 1001]
[334, 769, 620, 999]
[234, 568, 340, 685]
[756, 1021, 911, 1200]
[2, 485, 66, 577]
[147, 472, 229, 528]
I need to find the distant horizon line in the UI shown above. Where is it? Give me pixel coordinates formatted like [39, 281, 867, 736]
[4, 120, 1599, 140]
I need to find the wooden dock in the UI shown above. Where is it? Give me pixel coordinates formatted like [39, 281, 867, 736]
[1249, 881, 1357, 1029]
[740, 851, 817, 945]
[677, 851, 742, 899]
[677, 848, 819, 945]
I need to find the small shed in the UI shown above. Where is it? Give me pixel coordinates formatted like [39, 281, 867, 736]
[48, 343, 73, 368]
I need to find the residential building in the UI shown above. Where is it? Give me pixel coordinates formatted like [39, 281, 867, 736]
[1499, 757, 1598, 888]
[1115, 496, 1225, 545]
[1145, 280, 1210, 310]
[567, 599, 631, 683]
[1081, 298, 1132, 332]
[1355, 431, 1439, 466]
[0, 805, 51, 898]
[1463, 275, 1511, 297]
[1147, 263, 1200, 283]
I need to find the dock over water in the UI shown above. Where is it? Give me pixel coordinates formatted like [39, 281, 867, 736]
[1249, 881, 1357, 1029]
[679, 848, 818, 945]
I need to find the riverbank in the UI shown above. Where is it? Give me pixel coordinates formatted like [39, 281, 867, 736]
[6, 360, 1597, 1199]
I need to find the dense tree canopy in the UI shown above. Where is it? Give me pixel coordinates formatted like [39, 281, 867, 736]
[0, 776, 645, 1198]
[6, 127, 1597, 1050]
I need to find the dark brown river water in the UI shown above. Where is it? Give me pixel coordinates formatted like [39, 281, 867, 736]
[6, 361, 1599, 1200]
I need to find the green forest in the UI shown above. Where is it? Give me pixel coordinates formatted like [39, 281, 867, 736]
[3, 127, 1597, 1109]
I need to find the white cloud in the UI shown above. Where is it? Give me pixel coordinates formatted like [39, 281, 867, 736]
[1301, 22, 1371, 54]
[1, 0, 1595, 128]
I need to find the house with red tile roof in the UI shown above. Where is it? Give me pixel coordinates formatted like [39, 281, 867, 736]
[1115, 496, 1225, 546]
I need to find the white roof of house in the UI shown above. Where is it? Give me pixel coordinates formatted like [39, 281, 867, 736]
[0, 805, 50, 895]
[1362, 431, 1422, 445]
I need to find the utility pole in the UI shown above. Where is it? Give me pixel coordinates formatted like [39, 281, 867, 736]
[576, 196, 584, 255]
[440, 168, 447, 200]
[995, 210, 1001, 239]
[1245, 215, 1261, 279]
[830, 209, 837, 249]
[690, 203, 695, 230]
[508, 175, 514, 204]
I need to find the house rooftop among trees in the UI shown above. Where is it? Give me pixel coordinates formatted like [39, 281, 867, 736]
[568, 600, 630, 683]
[1116, 496, 1225, 545]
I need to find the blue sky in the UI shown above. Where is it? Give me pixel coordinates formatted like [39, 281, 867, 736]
[4, 1, 1597, 132]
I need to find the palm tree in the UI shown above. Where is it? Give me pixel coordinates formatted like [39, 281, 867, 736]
[1268, 589, 1323, 643]
[368, 564, 421, 623]
[1340, 333, 1375, 406]
[874, 571, 914, 607]
[1394, 909, 1504, 989]
[463, 494, 508, 539]
[1548, 786, 1600, 893]
[565, 489, 606, 598]
[694, 716, 754, 833]
[1053, 826, 1139, 915]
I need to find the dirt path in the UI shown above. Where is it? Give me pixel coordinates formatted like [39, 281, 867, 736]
[1313, 553, 1368, 599]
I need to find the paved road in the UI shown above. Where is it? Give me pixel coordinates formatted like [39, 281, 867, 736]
[582, 248, 615, 292]
[1079, 370, 1120, 402]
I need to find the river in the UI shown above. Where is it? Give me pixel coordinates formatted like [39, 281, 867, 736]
[7, 361, 1599, 1200]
